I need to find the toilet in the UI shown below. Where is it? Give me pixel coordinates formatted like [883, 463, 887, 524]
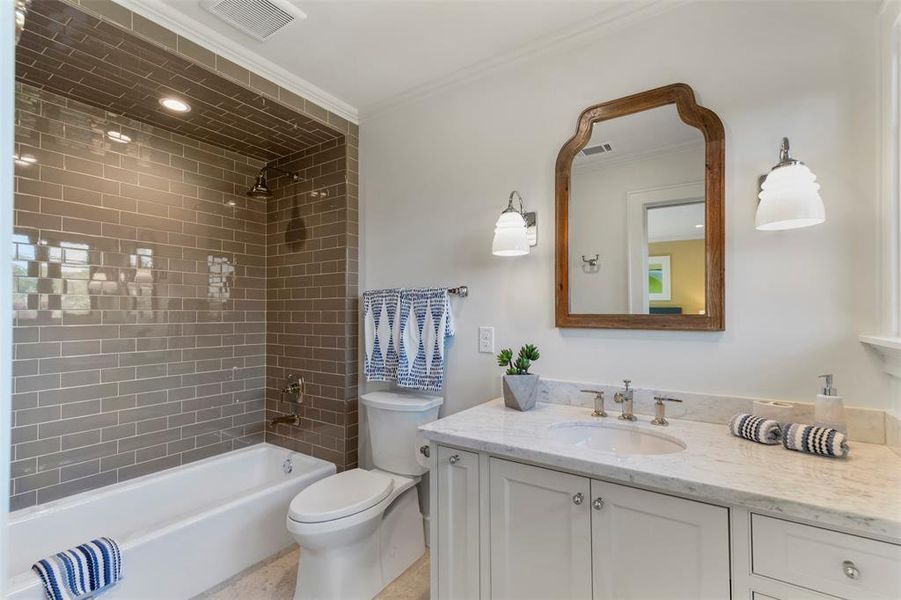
[286, 391, 442, 600]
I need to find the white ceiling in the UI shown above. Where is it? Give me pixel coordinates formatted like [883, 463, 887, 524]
[119, 0, 659, 120]
[647, 202, 705, 243]
[574, 103, 704, 167]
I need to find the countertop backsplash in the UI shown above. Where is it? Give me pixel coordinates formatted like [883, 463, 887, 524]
[536, 378, 888, 445]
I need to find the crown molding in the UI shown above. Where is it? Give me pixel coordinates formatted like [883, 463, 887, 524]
[114, 0, 689, 126]
[359, 0, 692, 121]
[112, 0, 359, 124]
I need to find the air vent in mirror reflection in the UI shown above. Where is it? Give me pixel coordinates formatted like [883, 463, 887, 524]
[581, 142, 614, 156]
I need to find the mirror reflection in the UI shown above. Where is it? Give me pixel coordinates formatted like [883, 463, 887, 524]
[568, 104, 706, 315]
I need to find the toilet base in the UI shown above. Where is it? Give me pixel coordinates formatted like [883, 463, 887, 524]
[293, 485, 425, 600]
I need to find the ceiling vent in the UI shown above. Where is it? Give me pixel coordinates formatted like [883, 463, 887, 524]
[202, 0, 306, 41]
[581, 142, 614, 157]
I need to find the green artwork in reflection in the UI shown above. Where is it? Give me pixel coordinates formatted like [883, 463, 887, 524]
[648, 265, 664, 294]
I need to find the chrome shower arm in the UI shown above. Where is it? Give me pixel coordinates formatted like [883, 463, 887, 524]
[262, 165, 301, 182]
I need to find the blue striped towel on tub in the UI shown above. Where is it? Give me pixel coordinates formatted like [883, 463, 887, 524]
[32, 537, 122, 600]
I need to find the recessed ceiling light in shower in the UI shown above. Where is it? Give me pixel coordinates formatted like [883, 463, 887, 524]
[107, 131, 132, 144]
[159, 97, 191, 113]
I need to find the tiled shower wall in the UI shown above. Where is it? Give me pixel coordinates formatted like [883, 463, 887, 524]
[265, 136, 360, 471]
[10, 83, 269, 510]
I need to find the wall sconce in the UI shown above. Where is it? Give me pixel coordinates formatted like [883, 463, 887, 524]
[492, 190, 537, 256]
[756, 137, 825, 231]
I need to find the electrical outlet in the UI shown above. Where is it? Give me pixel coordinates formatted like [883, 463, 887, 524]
[478, 327, 494, 354]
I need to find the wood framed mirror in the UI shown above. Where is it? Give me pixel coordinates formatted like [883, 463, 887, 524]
[555, 83, 724, 330]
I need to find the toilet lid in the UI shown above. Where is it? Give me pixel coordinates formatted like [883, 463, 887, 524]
[289, 469, 394, 523]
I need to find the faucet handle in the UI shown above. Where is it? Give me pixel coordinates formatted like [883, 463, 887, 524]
[654, 396, 682, 403]
[581, 390, 607, 418]
[623, 379, 631, 390]
[651, 396, 682, 426]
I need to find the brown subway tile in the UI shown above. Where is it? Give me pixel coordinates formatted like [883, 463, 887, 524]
[37, 471, 118, 504]
[12, 10, 356, 506]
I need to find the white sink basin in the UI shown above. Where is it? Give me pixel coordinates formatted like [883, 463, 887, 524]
[545, 422, 686, 455]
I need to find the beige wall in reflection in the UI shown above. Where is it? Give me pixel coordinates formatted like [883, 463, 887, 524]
[648, 239, 705, 315]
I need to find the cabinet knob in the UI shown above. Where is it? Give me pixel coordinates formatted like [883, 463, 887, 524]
[592, 497, 605, 510]
[842, 560, 860, 580]
[572, 492, 584, 505]
[448, 454, 460, 465]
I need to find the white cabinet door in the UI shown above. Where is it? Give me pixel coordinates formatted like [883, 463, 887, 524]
[591, 480, 730, 600]
[489, 458, 592, 600]
[436, 446, 480, 600]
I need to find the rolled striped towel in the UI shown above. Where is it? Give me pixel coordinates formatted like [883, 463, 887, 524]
[783, 423, 849, 458]
[32, 537, 122, 600]
[728, 413, 783, 445]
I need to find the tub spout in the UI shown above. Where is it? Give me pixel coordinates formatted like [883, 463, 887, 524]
[270, 413, 301, 427]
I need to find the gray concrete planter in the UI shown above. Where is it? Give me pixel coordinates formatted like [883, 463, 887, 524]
[502, 374, 540, 411]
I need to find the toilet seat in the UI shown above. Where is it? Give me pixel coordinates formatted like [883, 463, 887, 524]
[289, 469, 394, 523]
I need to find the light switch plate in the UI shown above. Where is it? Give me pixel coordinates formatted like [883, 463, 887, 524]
[478, 327, 494, 354]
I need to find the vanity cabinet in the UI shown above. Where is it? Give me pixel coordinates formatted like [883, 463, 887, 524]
[434, 451, 730, 599]
[590, 479, 730, 599]
[488, 458, 592, 599]
[431, 445, 901, 599]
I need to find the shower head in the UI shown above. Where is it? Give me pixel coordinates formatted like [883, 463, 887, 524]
[247, 172, 273, 199]
[246, 166, 301, 199]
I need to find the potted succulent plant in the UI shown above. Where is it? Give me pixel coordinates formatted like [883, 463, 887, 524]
[497, 344, 540, 411]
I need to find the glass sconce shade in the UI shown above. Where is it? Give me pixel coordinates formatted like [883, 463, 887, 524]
[492, 210, 530, 256]
[492, 191, 531, 256]
[756, 139, 825, 231]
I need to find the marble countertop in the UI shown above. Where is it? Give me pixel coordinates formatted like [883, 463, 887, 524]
[419, 399, 901, 541]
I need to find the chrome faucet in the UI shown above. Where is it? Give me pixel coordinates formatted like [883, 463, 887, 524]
[613, 379, 636, 421]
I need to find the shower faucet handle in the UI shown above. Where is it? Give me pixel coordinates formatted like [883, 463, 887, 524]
[281, 374, 305, 403]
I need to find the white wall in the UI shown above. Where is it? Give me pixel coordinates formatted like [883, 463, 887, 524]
[877, 0, 901, 415]
[360, 0, 889, 415]
[569, 145, 704, 313]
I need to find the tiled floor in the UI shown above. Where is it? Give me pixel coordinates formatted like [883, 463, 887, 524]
[197, 546, 430, 600]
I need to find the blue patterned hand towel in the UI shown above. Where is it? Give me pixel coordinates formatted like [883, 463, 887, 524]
[363, 288, 402, 383]
[397, 288, 454, 392]
[783, 423, 849, 458]
[729, 413, 783, 444]
[32, 537, 122, 600]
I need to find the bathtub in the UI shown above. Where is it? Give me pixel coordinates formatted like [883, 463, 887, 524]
[8, 443, 335, 599]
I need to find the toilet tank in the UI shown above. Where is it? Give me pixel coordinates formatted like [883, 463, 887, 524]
[361, 391, 443, 476]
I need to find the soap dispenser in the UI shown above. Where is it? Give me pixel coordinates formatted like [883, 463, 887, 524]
[814, 374, 847, 435]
